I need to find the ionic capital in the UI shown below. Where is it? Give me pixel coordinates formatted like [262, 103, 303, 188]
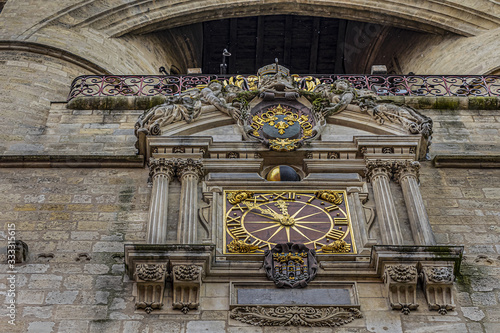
[148, 157, 175, 181]
[177, 158, 204, 180]
[364, 159, 393, 182]
[393, 160, 420, 183]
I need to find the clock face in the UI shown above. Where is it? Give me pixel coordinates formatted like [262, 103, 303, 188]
[223, 190, 356, 254]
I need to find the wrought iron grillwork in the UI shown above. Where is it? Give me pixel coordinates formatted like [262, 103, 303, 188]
[68, 74, 500, 101]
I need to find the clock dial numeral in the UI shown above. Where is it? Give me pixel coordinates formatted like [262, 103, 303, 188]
[324, 204, 340, 212]
[334, 217, 349, 225]
[233, 203, 249, 212]
[226, 215, 242, 226]
[326, 229, 345, 240]
[306, 196, 316, 204]
[230, 227, 248, 239]
[273, 191, 296, 201]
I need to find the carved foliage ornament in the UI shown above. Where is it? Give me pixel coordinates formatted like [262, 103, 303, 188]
[393, 160, 420, 184]
[264, 243, 318, 288]
[135, 263, 167, 281]
[422, 266, 454, 283]
[230, 306, 362, 327]
[364, 160, 394, 181]
[148, 157, 175, 181]
[365, 159, 420, 183]
[386, 264, 418, 283]
[173, 265, 200, 281]
[176, 158, 204, 180]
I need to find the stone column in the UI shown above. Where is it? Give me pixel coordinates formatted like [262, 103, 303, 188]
[394, 161, 436, 245]
[177, 159, 204, 244]
[365, 160, 403, 245]
[147, 158, 175, 244]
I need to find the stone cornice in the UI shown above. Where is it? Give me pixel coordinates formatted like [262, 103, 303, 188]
[0, 155, 144, 168]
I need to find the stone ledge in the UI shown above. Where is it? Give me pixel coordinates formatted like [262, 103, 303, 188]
[0, 155, 144, 168]
[67, 96, 167, 110]
[433, 154, 500, 168]
[68, 95, 500, 110]
[378, 96, 500, 110]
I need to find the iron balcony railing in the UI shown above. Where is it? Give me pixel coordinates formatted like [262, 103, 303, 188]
[67, 74, 500, 101]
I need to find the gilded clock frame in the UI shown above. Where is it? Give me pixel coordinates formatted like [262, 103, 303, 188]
[223, 190, 357, 255]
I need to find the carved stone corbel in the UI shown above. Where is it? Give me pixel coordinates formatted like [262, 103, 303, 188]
[172, 264, 202, 314]
[383, 264, 419, 314]
[420, 264, 456, 315]
[134, 263, 168, 314]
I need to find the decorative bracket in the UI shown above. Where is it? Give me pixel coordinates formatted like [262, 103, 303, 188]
[420, 263, 456, 315]
[134, 263, 168, 314]
[383, 263, 419, 315]
[172, 264, 203, 314]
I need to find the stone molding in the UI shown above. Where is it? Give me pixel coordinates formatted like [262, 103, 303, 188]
[230, 306, 362, 327]
[56, 0, 500, 37]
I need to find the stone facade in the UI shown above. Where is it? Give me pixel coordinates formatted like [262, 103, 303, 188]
[1, 1, 500, 333]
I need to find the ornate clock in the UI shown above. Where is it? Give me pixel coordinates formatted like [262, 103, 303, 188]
[223, 190, 356, 254]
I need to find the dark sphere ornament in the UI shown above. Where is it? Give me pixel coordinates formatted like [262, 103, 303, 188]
[266, 166, 300, 181]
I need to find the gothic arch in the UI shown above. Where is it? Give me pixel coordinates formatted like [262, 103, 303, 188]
[21, 0, 500, 39]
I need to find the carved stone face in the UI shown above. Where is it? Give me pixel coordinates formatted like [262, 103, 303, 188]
[208, 82, 222, 92]
[335, 80, 349, 91]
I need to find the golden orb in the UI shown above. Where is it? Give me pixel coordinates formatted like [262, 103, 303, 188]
[266, 166, 300, 181]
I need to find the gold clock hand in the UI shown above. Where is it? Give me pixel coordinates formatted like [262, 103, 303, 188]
[274, 200, 290, 216]
[246, 202, 283, 221]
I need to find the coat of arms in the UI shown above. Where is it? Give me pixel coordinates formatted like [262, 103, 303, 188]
[264, 243, 318, 288]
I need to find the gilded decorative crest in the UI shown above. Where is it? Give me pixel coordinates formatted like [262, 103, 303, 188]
[315, 190, 343, 205]
[321, 240, 350, 253]
[264, 243, 318, 288]
[249, 104, 316, 151]
[227, 240, 259, 253]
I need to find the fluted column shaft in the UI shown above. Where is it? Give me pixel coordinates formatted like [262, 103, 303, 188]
[177, 159, 204, 244]
[365, 160, 403, 245]
[147, 158, 175, 244]
[395, 161, 436, 245]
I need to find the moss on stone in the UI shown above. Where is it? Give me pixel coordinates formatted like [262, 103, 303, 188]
[468, 97, 499, 110]
[434, 97, 460, 109]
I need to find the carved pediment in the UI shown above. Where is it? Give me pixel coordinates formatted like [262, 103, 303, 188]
[134, 63, 433, 157]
